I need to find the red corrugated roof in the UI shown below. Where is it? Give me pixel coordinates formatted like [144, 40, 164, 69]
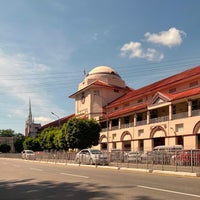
[105, 103, 148, 119]
[172, 87, 200, 100]
[40, 114, 75, 130]
[108, 65, 200, 107]
[101, 65, 200, 120]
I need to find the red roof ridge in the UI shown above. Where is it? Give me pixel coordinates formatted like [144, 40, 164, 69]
[109, 65, 200, 106]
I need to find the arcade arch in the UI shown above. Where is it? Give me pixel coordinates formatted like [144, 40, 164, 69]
[121, 131, 132, 151]
[193, 121, 200, 149]
[150, 126, 167, 148]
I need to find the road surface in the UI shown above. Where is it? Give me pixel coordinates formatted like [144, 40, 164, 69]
[0, 158, 200, 200]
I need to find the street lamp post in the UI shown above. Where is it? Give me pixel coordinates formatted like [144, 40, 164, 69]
[51, 112, 61, 128]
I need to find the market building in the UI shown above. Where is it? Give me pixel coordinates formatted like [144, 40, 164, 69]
[69, 65, 200, 152]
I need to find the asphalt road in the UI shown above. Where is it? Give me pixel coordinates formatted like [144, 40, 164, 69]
[0, 158, 200, 200]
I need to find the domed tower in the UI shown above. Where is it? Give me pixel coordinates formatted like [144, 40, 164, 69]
[78, 66, 126, 90]
[69, 66, 129, 120]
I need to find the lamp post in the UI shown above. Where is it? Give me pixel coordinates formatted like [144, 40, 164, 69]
[51, 112, 61, 128]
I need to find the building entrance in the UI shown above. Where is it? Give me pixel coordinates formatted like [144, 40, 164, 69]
[122, 141, 131, 151]
[153, 137, 165, 148]
[197, 134, 200, 149]
[101, 143, 107, 151]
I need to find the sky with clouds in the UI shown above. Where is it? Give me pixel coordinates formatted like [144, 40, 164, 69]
[0, 0, 200, 134]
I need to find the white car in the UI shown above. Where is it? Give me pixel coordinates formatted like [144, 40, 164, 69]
[21, 150, 36, 160]
[75, 149, 109, 165]
[126, 152, 142, 163]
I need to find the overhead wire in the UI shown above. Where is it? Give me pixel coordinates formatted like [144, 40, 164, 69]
[0, 55, 199, 95]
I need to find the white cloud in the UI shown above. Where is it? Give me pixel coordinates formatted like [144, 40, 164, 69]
[120, 41, 164, 61]
[120, 27, 185, 61]
[34, 116, 52, 124]
[145, 27, 186, 47]
[120, 42, 142, 58]
[92, 33, 99, 40]
[146, 48, 164, 61]
[0, 49, 65, 124]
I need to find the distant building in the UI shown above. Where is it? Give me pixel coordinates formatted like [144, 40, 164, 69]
[70, 65, 200, 151]
[25, 99, 41, 137]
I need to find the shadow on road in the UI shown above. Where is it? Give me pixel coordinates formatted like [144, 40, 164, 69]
[0, 179, 115, 200]
[0, 179, 159, 200]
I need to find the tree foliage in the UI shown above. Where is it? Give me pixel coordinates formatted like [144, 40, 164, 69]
[39, 127, 59, 150]
[66, 117, 101, 150]
[0, 144, 11, 153]
[54, 124, 68, 150]
[0, 129, 15, 137]
[14, 133, 25, 153]
[22, 117, 101, 151]
[23, 137, 41, 151]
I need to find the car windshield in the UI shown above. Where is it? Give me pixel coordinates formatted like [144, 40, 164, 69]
[129, 152, 138, 155]
[90, 149, 102, 154]
[26, 150, 34, 154]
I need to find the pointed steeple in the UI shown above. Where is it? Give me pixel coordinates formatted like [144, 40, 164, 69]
[27, 98, 33, 125]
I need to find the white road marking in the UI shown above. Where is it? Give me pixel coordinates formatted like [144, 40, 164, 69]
[60, 172, 89, 179]
[30, 168, 43, 171]
[137, 185, 200, 198]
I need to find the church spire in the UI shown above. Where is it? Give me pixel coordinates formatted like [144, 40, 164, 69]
[25, 98, 41, 137]
[27, 98, 33, 124]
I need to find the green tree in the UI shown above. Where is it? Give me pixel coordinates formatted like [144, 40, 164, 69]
[66, 117, 101, 150]
[23, 137, 41, 151]
[14, 133, 25, 153]
[54, 126, 67, 150]
[86, 118, 101, 146]
[39, 127, 58, 150]
[0, 144, 11, 153]
[0, 129, 15, 137]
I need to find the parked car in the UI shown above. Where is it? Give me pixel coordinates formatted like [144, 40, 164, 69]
[153, 145, 183, 152]
[21, 150, 36, 160]
[172, 150, 200, 166]
[140, 151, 154, 164]
[152, 145, 183, 164]
[110, 149, 125, 162]
[126, 151, 142, 163]
[75, 149, 109, 165]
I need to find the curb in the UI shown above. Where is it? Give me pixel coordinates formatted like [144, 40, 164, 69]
[66, 163, 200, 177]
[152, 169, 200, 177]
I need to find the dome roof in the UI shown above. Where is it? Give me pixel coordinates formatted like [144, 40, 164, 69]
[78, 65, 126, 90]
[88, 66, 120, 77]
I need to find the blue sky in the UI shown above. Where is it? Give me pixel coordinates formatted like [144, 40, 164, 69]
[0, 0, 200, 134]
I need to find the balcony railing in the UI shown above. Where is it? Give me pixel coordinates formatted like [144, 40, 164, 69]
[111, 125, 119, 131]
[172, 111, 188, 120]
[136, 120, 147, 126]
[100, 109, 200, 133]
[192, 109, 200, 116]
[149, 115, 169, 124]
[120, 122, 134, 129]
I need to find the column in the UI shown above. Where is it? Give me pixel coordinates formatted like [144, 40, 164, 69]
[169, 104, 172, 120]
[119, 117, 121, 129]
[134, 114, 137, 127]
[147, 111, 150, 124]
[188, 99, 192, 117]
